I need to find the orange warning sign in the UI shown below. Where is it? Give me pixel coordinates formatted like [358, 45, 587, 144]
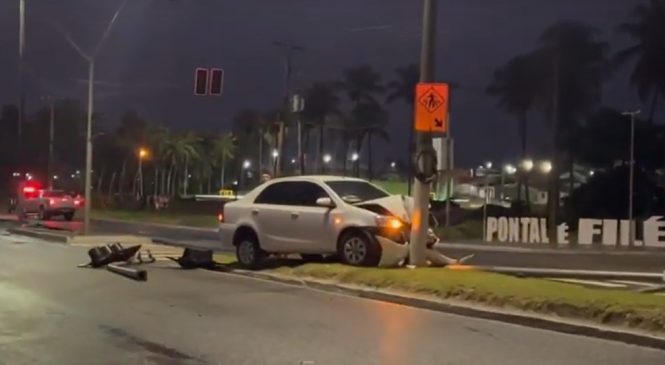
[414, 83, 449, 133]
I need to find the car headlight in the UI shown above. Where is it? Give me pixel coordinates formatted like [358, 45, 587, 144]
[375, 215, 403, 230]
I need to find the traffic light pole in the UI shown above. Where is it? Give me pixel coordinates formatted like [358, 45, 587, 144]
[409, 0, 438, 267]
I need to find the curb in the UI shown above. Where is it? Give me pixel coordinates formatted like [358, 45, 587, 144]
[226, 269, 665, 351]
[437, 242, 665, 256]
[7, 227, 72, 243]
[93, 218, 217, 233]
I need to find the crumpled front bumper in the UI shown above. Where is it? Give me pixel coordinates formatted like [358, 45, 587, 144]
[371, 228, 441, 267]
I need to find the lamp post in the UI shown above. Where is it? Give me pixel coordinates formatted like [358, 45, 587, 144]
[323, 154, 332, 173]
[56, 0, 128, 235]
[622, 110, 640, 247]
[350, 152, 359, 177]
[271, 149, 279, 177]
[138, 148, 148, 197]
[241, 160, 251, 191]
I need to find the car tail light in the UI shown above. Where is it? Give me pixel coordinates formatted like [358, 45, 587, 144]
[49, 199, 56, 205]
[217, 212, 224, 223]
[74, 200, 81, 206]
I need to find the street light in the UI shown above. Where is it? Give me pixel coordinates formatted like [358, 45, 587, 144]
[243, 160, 251, 169]
[390, 161, 396, 169]
[521, 159, 534, 172]
[485, 161, 493, 169]
[622, 109, 641, 247]
[351, 152, 359, 161]
[55, 0, 128, 235]
[539, 161, 552, 174]
[271, 149, 279, 176]
[323, 154, 332, 164]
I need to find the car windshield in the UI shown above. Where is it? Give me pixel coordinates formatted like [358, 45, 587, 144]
[325, 181, 389, 203]
[42, 190, 67, 198]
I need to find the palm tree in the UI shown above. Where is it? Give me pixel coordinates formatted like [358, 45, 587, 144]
[144, 125, 169, 196]
[486, 52, 544, 208]
[211, 133, 236, 189]
[387, 63, 419, 191]
[616, 0, 665, 122]
[340, 65, 384, 106]
[350, 100, 389, 178]
[161, 132, 200, 196]
[302, 82, 340, 173]
[233, 110, 267, 175]
[536, 21, 609, 237]
[340, 65, 385, 175]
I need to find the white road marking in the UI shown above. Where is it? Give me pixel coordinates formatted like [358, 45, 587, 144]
[548, 278, 627, 288]
[609, 280, 658, 288]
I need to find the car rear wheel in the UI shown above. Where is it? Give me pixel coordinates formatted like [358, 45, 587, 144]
[337, 230, 380, 267]
[236, 234, 266, 270]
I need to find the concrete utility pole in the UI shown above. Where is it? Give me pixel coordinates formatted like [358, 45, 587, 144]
[48, 97, 55, 189]
[56, 0, 127, 234]
[17, 0, 26, 151]
[622, 110, 640, 247]
[409, 0, 438, 266]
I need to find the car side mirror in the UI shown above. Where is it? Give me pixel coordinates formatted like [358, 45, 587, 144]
[316, 197, 335, 208]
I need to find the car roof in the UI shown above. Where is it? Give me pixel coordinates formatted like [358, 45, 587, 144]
[267, 175, 369, 184]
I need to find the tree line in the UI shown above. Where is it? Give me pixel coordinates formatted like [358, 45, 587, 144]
[485, 1, 665, 223]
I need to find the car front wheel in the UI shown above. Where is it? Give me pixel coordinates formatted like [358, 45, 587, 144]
[236, 235, 266, 270]
[337, 230, 380, 267]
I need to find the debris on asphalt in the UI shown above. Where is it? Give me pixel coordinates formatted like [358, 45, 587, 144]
[107, 263, 147, 281]
[168, 247, 223, 270]
[85, 243, 142, 268]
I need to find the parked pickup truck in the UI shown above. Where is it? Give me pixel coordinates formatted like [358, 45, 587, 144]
[19, 189, 78, 221]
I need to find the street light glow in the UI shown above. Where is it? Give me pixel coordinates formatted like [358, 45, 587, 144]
[291, 158, 297, 164]
[351, 152, 359, 161]
[540, 161, 552, 174]
[323, 154, 332, 164]
[390, 161, 396, 168]
[521, 159, 534, 172]
[485, 161, 493, 169]
[272, 149, 279, 158]
[242, 160, 251, 169]
[504, 164, 517, 175]
[139, 147, 148, 159]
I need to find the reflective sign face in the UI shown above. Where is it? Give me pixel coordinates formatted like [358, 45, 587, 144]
[414, 83, 449, 133]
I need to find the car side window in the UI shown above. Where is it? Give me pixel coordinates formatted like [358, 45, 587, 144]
[254, 181, 329, 206]
[289, 182, 329, 206]
[254, 182, 287, 205]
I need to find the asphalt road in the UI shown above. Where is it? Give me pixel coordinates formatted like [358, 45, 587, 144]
[81, 219, 665, 272]
[1, 224, 664, 365]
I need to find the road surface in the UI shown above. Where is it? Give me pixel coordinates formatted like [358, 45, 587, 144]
[1, 223, 664, 365]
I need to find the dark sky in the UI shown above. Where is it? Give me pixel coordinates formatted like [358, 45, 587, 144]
[0, 0, 651, 167]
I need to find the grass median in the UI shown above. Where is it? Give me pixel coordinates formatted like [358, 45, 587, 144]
[214, 254, 665, 333]
[91, 209, 217, 228]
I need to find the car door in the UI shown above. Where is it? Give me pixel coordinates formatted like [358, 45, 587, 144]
[284, 181, 337, 254]
[251, 182, 290, 251]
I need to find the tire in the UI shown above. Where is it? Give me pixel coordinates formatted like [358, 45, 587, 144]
[337, 230, 381, 267]
[300, 254, 325, 263]
[64, 212, 74, 221]
[235, 233, 266, 270]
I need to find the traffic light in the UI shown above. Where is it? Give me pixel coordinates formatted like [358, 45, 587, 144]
[209, 68, 224, 96]
[194, 68, 208, 96]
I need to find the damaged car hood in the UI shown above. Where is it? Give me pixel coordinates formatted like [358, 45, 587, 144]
[355, 195, 414, 223]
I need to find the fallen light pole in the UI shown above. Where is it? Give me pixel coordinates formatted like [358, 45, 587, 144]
[107, 263, 147, 281]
